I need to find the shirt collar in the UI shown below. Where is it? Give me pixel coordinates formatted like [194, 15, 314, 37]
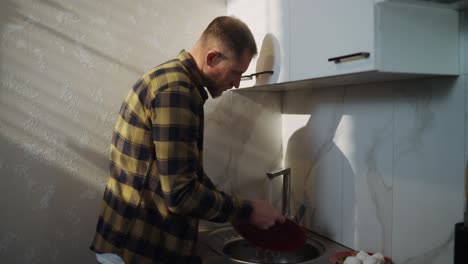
[177, 50, 208, 102]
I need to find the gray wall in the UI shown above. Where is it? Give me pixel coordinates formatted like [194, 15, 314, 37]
[0, 0, 225, 263]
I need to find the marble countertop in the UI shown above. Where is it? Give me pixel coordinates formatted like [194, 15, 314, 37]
[197, 223, 352, 264]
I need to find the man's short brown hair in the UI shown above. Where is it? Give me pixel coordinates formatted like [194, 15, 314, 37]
[201, 16, 257, 60]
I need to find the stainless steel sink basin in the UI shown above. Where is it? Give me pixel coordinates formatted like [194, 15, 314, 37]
[223, 237, 322, 263]
[202, 226, 326, 264]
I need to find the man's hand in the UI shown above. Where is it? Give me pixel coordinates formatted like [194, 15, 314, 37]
[249, 200, 286, 230]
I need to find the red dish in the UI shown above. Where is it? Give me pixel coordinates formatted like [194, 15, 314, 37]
[233, 218, 306, 251]
[329, 251, 392, 264]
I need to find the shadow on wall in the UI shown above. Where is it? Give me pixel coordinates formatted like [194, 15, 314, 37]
[0, 131, 100, 263]
[0, 0, 228, 262]
[27, 0, 143, 75]
[0, 0, 15, 67]
[0, 1, 111, 262]
[282, 88, 354, 240]
[0, 0, 239, 263]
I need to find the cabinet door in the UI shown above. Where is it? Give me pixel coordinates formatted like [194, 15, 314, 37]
[290, 0, 375, 82]
[228, 0, 289, 88]
[462, 9, 468, 74]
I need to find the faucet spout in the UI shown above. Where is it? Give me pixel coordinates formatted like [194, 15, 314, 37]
[266, 168, 291, 217]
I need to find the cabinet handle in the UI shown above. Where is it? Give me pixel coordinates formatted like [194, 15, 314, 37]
[328, 52, 370, 63]
[241, 70, 274, 81]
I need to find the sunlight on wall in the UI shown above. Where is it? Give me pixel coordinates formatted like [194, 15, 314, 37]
[281, 114, 311, 167]
[0, 0, 225, 263]
[333, 114, 359, 246]
[333, 114, 356, 159]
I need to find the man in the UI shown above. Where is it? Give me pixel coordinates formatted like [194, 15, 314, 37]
[90, 16, 285, 264]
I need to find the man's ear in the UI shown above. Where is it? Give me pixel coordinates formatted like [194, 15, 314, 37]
[206, 50, 222, 67]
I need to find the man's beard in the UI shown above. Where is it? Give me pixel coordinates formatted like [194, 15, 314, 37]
[206, 86, 224, 98]
[205, 78, 227, 98]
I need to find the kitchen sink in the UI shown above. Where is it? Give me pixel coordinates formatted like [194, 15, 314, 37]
[201, 226, 326, 264]
[223, 237, 322, 263]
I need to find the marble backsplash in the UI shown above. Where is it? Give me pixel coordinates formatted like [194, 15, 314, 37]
[207, 74, 465, 264]
[204, 91, 283, 206]
[280, 76, 465, 264]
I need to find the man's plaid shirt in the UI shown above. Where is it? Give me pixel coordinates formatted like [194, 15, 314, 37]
[90, 50, 253, 263]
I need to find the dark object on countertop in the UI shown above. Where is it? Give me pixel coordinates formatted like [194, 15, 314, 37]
[223, 238, 320, 263]
[455, 222, 468, 264]
[233, 218, 306, 251]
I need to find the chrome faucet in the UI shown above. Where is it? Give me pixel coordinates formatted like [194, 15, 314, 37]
[266, 168, 291, 217]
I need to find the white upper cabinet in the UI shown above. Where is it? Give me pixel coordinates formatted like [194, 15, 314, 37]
[462, 8, 468, 74]
[227, 0, 290, 88]
[289, 0, 459, 83]
[290, 0, 375, 81]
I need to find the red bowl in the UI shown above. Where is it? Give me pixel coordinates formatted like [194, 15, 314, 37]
[329, 251, 392, 264]
[233, 218, 306, 251]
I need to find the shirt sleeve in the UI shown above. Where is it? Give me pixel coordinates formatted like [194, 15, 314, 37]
[150, 85, 252, 223]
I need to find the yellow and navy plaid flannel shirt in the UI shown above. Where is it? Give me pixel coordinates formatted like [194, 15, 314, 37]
[90, 50, 253, 264]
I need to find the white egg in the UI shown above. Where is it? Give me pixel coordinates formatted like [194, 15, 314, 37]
[344, 256, 362, 264]
[363, 256, 380, 264]
[356, 250, 370, 261]
[372, 252, 385, 263]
